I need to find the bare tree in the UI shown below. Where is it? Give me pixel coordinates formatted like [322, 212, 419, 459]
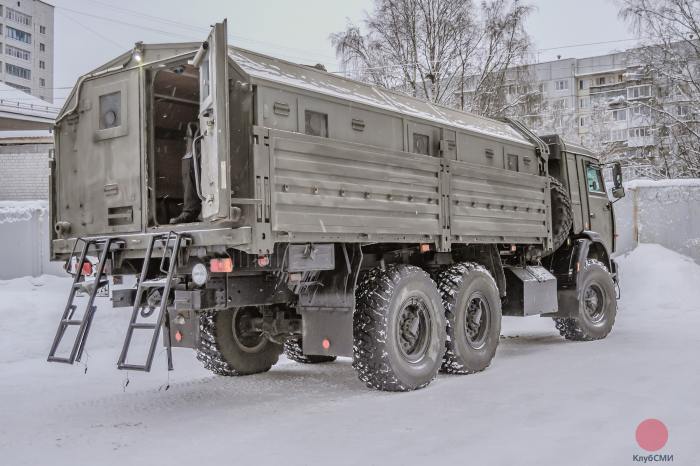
[331, 0, 535, 118]
[619, 0, 700, 177]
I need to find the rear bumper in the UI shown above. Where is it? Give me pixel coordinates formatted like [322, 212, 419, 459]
[52, 226, 252, 260]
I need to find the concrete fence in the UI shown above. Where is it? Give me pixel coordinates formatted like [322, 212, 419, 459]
[613, 179, 700, 263]
[0, 201, 64, 280]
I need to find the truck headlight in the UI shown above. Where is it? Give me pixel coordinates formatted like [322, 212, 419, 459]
[191, 263, 209, 286]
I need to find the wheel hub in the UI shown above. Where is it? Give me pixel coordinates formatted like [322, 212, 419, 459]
[464, 292, 490, 349]
[583, 284, 605, 324]
[396, 296, 431, 363]
[232, 307, 267, 353]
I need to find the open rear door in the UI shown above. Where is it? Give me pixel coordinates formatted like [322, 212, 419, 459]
[194, 20, 230, 220]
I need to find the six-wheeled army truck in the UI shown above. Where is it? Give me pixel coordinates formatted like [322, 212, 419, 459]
[47, 21, 625, 391]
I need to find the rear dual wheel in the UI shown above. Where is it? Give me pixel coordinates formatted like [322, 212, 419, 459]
[437, 263, 502, 374]
[353, 265, 446, 391]
[197, 307, 283, 376]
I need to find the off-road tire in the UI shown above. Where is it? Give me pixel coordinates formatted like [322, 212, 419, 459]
[197, 308, 283, 376]
[550, 176, 573, 252]
[554, 259, 617, 341]
[437, 262, 502, 374]
[353, 265, 446, 392]
[283, 337, 337, 364]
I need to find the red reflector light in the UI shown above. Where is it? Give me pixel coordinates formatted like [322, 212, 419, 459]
[210, 258, 233, 273]
[175, 331, 183, 342]
[322, 338, 331, 350]
[81, 261, 93, 276]
[257, 255, 270, 267]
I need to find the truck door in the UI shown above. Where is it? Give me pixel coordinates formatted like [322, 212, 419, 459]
[55, 68, 143, 236]
[583, 160, 614, 252]
[194, 20, 231, 220]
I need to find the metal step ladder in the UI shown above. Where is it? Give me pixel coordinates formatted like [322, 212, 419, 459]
[48, 237, 122, 364]
[117, 232, 186, 372]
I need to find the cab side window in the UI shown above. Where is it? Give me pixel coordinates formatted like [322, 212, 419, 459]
[586, 164, 605, 194]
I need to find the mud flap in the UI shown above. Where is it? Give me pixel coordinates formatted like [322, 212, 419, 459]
[298, 244, 363, 357]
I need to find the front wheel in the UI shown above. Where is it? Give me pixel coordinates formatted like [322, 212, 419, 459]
[197, 307, 283, 376]
[554, 259, 617, 341]
[353, 265, 446, 392]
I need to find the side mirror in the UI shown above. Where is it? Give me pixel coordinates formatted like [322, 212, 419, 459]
[611, 162, 625, 199]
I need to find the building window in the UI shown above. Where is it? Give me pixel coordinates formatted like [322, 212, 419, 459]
[39, 25, 45, 34]
[609, 128, 626, 141]
[39, 77, 45, 87]
[39, 60, 44, 69]
[555, 80, 568, 91]
[304, 110, 328, 138]
[5, 44, 30, 60]
[586, 164, 605, 194]
[39, 43, 45, 52]
[6, 26, 31, 44]
[99, 91, 122, 129]
[611, 109, 626, 121]
[6, 8, 31, 26]
[5, 62, 30, 80]
[627, 85, 651, 99]
[597, 77, 606, 85]
[553, 98, 567, 109]
[677, 105, 689, 117]
[628, 127, 651, 138]
[538, 83, 545, 93]
[579, 98, 587, 108]
[412, 133, 430, 155]
[580, 117, 586, 127]
[579, 80, 584, 90]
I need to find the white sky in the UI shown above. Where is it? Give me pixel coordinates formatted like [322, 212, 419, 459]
[50, 0, 637, 104]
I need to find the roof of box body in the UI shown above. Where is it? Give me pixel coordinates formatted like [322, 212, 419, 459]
[60, 43, 533, 146]
[228, 47, 532, 146]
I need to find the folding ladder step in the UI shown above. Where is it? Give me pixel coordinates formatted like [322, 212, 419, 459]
[117, 232, 187, 373]
[48, 236, 122, 365]
[61, 319, 83, 325]
[131, 322, 158, 330]
[139, 278, 174, 288]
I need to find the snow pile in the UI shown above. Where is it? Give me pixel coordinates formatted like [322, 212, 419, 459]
[0, 275, 130, 364]
[0, 200, 48, 224]
[616, 243, 700, 312]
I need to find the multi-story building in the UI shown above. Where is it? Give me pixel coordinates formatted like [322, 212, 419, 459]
[459, 46, 697, 178]
[0, 0, 54, 103]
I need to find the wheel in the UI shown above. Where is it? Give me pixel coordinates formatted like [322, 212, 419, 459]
[283, 337, 337, 364]
[353, 264, 446, 392]
[554, 259, 617, 341]
[549, 176, 573, 252]
[197, 307, 283, 376]
[437, 262, 502, 374]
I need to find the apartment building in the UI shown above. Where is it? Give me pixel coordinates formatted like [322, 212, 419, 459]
[467, 46, 697, 178]
[0, 0, 54, 102]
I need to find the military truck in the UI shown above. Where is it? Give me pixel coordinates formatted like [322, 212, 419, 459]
[47, 21, 625, 391]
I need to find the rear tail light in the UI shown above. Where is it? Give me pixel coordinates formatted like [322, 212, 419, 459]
[82, 261, 93, 276]
[210, 257, 233, 273]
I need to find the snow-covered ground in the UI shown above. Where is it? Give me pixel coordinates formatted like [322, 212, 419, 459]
[0, 243, 698, 466]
